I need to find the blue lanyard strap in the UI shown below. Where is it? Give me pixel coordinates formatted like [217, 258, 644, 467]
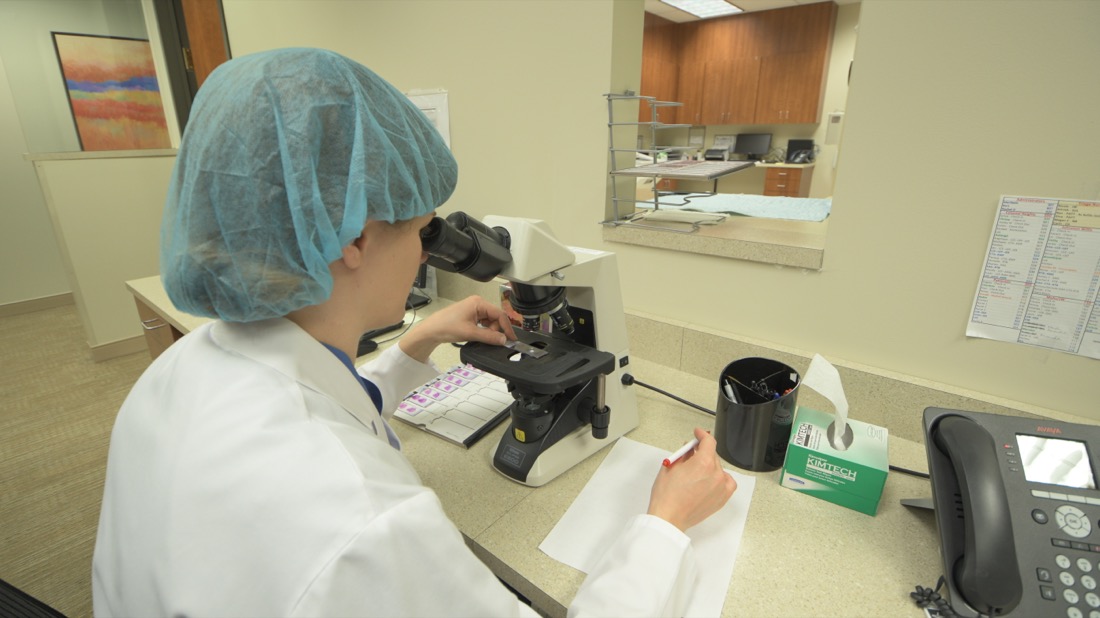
[321, 343, 383, 411]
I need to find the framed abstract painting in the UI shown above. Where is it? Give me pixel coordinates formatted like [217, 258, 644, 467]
[50, 32, 171, 151]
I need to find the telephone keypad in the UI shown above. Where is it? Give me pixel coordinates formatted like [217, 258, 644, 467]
[1048, 552, 1100, 617]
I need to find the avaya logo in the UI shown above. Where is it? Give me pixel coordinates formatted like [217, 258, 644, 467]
[1035, 426, 1063, 435]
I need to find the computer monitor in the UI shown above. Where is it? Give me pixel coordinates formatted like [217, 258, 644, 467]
[408, 264, 431, 309]
[413, 263, 428, 289]
[732, 133, 772, 161]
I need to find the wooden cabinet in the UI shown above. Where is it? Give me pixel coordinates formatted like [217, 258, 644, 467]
[639, 14, 681, 122]
[641, 2, 837, 126]
[752, 3, 836, 124]
[656, 178, 678, 191]
[700, 58, 760, 125]
[763, 166, 811, 197]
[639, 57, 679, 123]
[675, 62, 705, 125]
[754, 51, 825, 123]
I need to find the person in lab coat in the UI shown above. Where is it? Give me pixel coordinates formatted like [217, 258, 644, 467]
[92, 48, 736, 617]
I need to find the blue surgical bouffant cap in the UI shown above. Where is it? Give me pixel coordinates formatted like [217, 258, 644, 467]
[160, 48, 457, 322]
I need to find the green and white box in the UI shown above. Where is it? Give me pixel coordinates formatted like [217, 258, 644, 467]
[780, 406, 889, 516]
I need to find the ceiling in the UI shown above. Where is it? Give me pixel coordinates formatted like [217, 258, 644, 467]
[644, 0, 859, 23]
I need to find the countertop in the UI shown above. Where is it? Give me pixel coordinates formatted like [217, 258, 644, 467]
[755, 161, 816, 169]
[125, 275, 944, 617]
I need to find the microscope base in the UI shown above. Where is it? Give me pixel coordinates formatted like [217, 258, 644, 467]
[490, 421, 636, 487]
[489, 367, 638, 486]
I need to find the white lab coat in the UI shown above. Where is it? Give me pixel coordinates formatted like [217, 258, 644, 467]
[93, 318, 697, 617]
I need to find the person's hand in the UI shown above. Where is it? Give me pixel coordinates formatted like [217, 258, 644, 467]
[647, 427, 736, 532]
[398, 295, 517, 363]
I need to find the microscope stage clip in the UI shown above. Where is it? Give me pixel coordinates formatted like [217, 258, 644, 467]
[504, 339, 549, 359]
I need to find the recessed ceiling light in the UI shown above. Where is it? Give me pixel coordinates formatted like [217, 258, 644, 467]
[660, 0, 743, 19]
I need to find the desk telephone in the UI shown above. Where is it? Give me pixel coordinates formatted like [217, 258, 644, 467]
[924, 407, 1100, 617]
[789, 150, 813, 164]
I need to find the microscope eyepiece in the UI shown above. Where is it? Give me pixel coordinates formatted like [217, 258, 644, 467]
[420, 212, 512, 282]
[420, 216, 475, 265]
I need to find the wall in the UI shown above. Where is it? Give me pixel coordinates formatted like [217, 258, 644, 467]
[0, 0, 160, 308]
[31, 152, 175, 356]
[221, 0, 626, 256]
[831, 0, 1100, 416]
[625, 0, 1100, 420]
[807, 2, 858, 197]
[223, 0, 1100, 422]
[0, 56, 69, 307]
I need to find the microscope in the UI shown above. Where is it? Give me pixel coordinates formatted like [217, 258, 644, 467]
[421, 212, 638, 486]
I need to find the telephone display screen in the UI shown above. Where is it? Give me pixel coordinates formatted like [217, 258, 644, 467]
[1016, 434, 1097, 489]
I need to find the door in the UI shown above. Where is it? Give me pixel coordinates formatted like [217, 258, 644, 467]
[178, 0, 230, 89]
[152, 0, 230, 130]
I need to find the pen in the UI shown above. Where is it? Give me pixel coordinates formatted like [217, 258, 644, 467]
[662, 437, 701, 467]
[723, 380, 738, 403]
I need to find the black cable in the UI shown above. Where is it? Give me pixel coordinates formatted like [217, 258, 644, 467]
[377, 298, 425, 345]
[910, 575, 960, 617]
[889, 464, 930, 479]
[621, 373, 714, 416]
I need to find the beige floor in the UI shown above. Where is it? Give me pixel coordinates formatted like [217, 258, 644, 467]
[0, 304, 150, 617]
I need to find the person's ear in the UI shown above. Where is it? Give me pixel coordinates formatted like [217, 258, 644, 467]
[340, 227, 369, 269]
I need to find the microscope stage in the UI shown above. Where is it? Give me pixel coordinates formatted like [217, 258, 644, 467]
[461, 330, 615, 395]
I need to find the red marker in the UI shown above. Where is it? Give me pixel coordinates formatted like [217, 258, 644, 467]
[662, 438, 700, 467]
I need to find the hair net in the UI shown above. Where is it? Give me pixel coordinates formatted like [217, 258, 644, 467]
[160, 48, 457, 322]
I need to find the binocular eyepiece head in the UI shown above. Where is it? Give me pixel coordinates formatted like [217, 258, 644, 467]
[420, 212, 575, 336]
[420, 212, 511, 283]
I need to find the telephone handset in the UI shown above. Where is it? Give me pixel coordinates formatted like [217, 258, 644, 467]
[789, 149, 813, 164]
[923, 407, 1100, 617]
[930, 415, 1023, 615]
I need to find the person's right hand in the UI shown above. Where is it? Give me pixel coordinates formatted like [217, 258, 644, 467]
[398, 295, 516, 363]
[646, 427, 736, 532]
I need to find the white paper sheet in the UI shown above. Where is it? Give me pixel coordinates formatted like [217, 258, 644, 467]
[967, 195, 1100, 359]
[539, 438, 756, 617]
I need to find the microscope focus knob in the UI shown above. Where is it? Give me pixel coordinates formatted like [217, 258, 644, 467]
[591, 405, 610, 439]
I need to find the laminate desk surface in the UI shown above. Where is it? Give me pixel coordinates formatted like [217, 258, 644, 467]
[126, 275, 942, 617]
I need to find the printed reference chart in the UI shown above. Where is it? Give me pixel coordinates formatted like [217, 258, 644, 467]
[967, 195, 1100, 359]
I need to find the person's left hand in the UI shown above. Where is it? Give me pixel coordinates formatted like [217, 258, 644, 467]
[398, 295, 517, 363]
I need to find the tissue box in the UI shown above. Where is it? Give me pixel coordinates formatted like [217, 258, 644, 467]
[780, 406, 889, 516]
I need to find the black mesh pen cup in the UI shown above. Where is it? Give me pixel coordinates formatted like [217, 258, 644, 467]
[714, 357, 800, 471]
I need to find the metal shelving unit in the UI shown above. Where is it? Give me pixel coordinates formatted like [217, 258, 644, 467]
[602, 93, 752, 234]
